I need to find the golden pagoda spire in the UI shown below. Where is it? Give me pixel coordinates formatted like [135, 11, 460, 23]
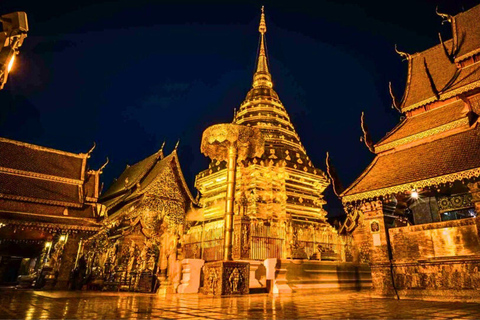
[253, 6, 273, 88]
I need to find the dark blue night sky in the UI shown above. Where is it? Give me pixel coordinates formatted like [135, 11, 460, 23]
[1, 0, 478, 217]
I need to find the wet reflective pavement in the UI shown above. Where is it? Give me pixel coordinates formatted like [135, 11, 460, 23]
[1, 290, 480, 319]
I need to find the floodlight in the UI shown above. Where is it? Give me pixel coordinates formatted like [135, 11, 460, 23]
[411, 190, 419, 199]
[0, 11, 28, 90]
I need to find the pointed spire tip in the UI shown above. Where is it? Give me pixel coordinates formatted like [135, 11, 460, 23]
[259, 6, 267, 34]
[253, 6, 272, 88]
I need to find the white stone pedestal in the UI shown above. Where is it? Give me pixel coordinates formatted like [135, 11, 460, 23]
[271, 259, 292, 294]
[177, 259, 205, 293]
[238, 260, 263, 288]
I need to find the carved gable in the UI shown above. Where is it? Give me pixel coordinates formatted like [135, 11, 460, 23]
[145, 163, 186, 203]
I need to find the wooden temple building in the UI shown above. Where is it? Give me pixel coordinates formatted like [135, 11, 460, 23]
[0, 137, 101, 289]
[81, 146, 196, 293]
[340, 4, 480, 300]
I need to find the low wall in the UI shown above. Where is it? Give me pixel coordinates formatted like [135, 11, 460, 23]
[386, 217, 480, 301]
[276, 259, 371, 292]
[389, 218, 480, 260]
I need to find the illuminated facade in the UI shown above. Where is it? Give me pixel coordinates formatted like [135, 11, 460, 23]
[82, 147, 196, 293]
[185, 9, 345, 264]
[341, 4, 480, 300]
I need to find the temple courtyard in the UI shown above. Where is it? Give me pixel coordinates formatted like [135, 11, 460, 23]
[1, 290, 480, 319]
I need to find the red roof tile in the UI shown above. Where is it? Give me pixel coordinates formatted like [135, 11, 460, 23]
[0, 137, 86, 180]
[376, 100, 469, 150]
[454, 4, 480, 61]
[342, 127, 480, 201]
[0, 172, 82, 206]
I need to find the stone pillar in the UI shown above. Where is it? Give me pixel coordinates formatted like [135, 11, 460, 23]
[232, 215, 250, 260]
[55, 233, 81, 290]
[355, 200, 395, 297]
[177, 259, 205, 293]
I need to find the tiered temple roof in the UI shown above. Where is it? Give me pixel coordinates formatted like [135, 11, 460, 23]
[100, 148, 195, 219]
[0, 137, 100, 231]
[342, 4, 480, 204]
[399, 5, 480, 112]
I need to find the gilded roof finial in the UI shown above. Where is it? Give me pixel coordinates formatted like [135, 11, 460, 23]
[395, 44, 410, 61]
[98, 157, 109, 174]
[436, 6, 452, 25]
[157, 140, 166, 159]
[259, 6, 267, 35]
[253, 6, 273, 88]
[87, 142, 96, 158]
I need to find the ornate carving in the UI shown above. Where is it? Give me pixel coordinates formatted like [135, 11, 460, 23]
[437, 193, 473, 213]
[403, 79, 480, 113]
[375, 117, 469, 153]
[343, 167, 480, 203]
[201, 261, 250, 296]
[201, 123, 265, 162]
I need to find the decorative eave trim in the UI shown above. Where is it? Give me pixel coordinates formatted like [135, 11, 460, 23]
[0, 193, 83, 208]
[0, 166, 83, 185]
[402, 79, 480, 112]
[342, 166, 480, 204]
[0, 137, 87, 159]
[375, 117, 469, 153]
[85, 196, 98, 203]
[455, 48, 480, 64]
[0, 218, 99, 232]
[0, 211, 100, 231]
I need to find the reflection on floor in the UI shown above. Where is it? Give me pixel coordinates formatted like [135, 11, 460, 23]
[1, 289, 480, 319]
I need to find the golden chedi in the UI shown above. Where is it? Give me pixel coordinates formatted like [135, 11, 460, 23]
[188, 7, 339, 262]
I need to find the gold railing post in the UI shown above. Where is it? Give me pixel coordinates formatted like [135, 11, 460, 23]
[223, 144, 238, 261]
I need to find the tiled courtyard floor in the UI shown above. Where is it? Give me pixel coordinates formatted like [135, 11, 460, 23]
[1, 289, 480, 319]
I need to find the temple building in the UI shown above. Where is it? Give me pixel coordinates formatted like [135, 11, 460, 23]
[340, 4, 480, 300]
[0, 137, 102, 289]
[183, 8, 359, 294]
[82, 146, 196, 293]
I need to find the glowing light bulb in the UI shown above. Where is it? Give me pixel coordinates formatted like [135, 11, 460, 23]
[59, 235, 66, 242]
[7, 54, 15, 73]
[411, 190, 419, 199]
[45, 241, 52, 248]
